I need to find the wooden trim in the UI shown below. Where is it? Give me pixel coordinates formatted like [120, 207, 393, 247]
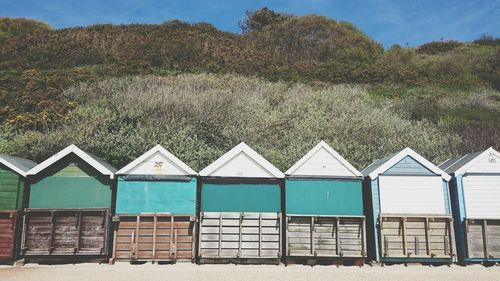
[425, 217, 430, 256]
[401, 217, 407, 256]
[362, 217, 367, 257]
[134, 216, 140, 260]
[75, 211, 82, 253]
[48, 211, 55, 254]
[191, 216, 197, 260]
[218, 213, 222, 257]
[152, 214, 157, 260]
[21, 211, 27, 254]
[111, 228, 117, 261]
[258, 213, 262, 257]
[335, 217, 340, 256]
[482, 220, 489, 259]
[169, 216, 174, 257]
[238, 213, 242, 258]
[310, 216, 315, 255]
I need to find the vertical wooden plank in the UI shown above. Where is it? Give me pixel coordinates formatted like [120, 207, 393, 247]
[152, 214, 157, 260]
[198, 212, 203, 258]
[402, 217, 407, 256]
[278, 212, 282, 259]
[174, 229, 178, 260]
[425, 217, 430, 256]
[48, 211, 55, 254]
[218, 213, 222, 257]
[20, 211, 27, 254]
[465, 219, 472, 259]
[129, 230, 135, 260]
[260, 213, 264, 257]
[112, 228, 117, 261]
[310, 216, 314, 255]
[362, 217, 367, 257]
[75, 210, 82, 253]
[285, 215, 290, 257]
[448, 217, 455, 257]
[483, 219, 489, 259]
[336, 217, 340, 256]
[380, 217, 386, 257]
[238, 213, 242, 258]
[102, 210, 109, 255]
[134, 215, 140, 260]
[191, 216, 197, 260]
[170, 215, 174, 257]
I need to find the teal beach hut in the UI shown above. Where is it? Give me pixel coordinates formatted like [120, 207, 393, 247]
[440, 147, 500, 264]
[198, 142, 284, 263]
[113, 145, 197, 262]
[284, 141, 366, 264]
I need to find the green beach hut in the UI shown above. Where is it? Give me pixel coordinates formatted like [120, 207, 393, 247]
[0, 154, 36, 262]
[22, 144, 116, 262]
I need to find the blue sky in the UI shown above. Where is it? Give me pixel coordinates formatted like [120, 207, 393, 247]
[2, 0, 499, 47]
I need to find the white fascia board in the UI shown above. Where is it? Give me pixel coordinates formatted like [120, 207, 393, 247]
[199, 142, 284, 178]
[116, 144, 197, 175]
[454, 147, 500, 176]
[368, 147, 451, 181]
[27, 144, 115, 179]
[285, 140, 362, 177]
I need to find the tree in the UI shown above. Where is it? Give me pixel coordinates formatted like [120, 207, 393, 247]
[239, 7, 290, 34]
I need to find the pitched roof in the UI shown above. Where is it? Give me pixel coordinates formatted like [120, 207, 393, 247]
[199, 142, 284, 178]
[27, 144, 117, 179]
[285, 141, 362, 178]
[0, 154, 37, 177]
[361, 147, 451, 181]
[116, 144, 196, 176]
[439, 147, 500, 175]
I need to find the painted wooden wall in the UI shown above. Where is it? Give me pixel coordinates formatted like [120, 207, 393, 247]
[290, 148, 356, 177]
[366, 156, 453, 262]
[462, 175, 500, 219]
[28, 155, 112, 209]
[285, 179, 363, 215]
[201, 182, 281, 212]
[464, 152, 500, 174]
[0, 164, 24, 211]
[115, 177, 197, 214]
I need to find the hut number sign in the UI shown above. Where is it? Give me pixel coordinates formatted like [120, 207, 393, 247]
[488, 153, 496, 164]
[154, 161, 164, 172]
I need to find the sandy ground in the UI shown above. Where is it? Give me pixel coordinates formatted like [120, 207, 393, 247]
[1, 263, 500, 281]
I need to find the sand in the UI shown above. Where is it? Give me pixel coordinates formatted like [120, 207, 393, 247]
[1, 263, 500, 281]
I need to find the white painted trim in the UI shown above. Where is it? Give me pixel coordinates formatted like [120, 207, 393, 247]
[26, 144, 116, 179]
[367, 147, 451, 181]
[199, 142, 284, 178]
[285, 140, 362, 177]
[116, 144, 197, 175]
[0, 157, 30, 178]
[454, 147, 500, 176]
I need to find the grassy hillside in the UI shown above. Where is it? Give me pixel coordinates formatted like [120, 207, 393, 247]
[0, 74, 463, 170]
[1, 8, 500, 167]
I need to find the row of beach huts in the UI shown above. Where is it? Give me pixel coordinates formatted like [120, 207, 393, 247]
[0, 141, 499, 265]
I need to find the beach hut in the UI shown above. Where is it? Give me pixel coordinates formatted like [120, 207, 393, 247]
[112, 145, 197, 263]
[362, 148, 455, 264]
[0, 154, 36, 262]
[198, 142, 284, 263]
[440, 147, 500, 264]
[22, 145, 116, 262]
[284, 141, 366, 265]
